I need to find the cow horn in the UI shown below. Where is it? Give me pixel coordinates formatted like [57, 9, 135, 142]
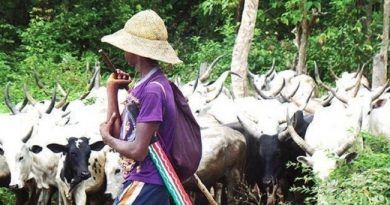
[328, 66, 340, 80]
[199, 54, 226, 82]
[23, 84, 38, 105]
[205, 71, 239, 103]
[56, 80, 67, 97]
[55, 90, 70, 109]
[237, 114, 262, 138]
[321, 94, 335, 106]
[46, 85, 57, 114]
[4, 82, 19, 115]
[80, 68, 99, 100]
[255, 79, 285, 100]
[286, 82, 301, 99]
[278, 128, 289, 141]
[336, 111, 362, 156]
[371, 80, 389, 102]
[265, 58, 276, 78]
[247, 66, 257, 79]
[18, 96, 28, 112]
[33, 70, 50, 96]
[286, 112, 314, 156]
[298, 87, 315, 111]
[192, 67, 201, 94]
[314, 61, 349, 104]
[22, 126, 34, 143]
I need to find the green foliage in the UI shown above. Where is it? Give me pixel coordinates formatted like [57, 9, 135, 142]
[0, 187, 15, 205]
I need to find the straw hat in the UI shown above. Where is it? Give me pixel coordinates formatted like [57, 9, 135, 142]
[101, 10, 182, 64]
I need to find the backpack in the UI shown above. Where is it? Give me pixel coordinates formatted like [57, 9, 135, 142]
[151, 81, 202, 181]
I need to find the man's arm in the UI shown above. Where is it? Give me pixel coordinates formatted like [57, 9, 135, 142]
[102, 117, 159, 161]
[105, 70, 131, 139]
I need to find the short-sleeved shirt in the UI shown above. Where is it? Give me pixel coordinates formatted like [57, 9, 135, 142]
[119, 68, 176, 185]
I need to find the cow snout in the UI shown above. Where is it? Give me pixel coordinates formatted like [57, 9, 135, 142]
[262, 176, 273, 187]
[80, 171, 91, 179]
[9, 184, 19, 190]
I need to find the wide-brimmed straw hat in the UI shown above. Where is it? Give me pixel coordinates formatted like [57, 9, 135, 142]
[101, 10, 182, 64]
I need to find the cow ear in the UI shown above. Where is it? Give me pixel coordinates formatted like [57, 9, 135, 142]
[0, 147, 3, 156]
[90, 141, 105, 151]
[47, 143, 67, 154]
[29, 145, 43, 154]
[372, 99, 387, 109]
[343, 152, 358, 164]
[297, 156, 312, 167]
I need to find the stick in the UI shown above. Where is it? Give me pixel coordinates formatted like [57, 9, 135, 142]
[98, 49, 117, 72]
[193, 174, 218, 205]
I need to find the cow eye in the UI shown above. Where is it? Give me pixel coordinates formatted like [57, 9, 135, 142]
[19, 156, 24, 161]
[71, 152, 77, 158]
[115, 169, 121, 175]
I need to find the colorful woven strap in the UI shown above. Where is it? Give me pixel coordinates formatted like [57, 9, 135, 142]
[148, 141, 193, 205]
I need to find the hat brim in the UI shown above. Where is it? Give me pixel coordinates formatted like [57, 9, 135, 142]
[101, 29, 182, 64]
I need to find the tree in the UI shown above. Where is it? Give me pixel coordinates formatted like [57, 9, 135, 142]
[372, 0, 389, 88]
[230, 0, 259, 98]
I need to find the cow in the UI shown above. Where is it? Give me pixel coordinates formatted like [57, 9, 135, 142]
[46, 136, 105, 205]
[238, 106, 314, 204]
[102, 147, 123, 201]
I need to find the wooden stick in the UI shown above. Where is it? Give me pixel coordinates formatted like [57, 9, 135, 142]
[193, 174, 218, 205]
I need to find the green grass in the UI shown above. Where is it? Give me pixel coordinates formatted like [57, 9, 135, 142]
[0, 187, 15, 205]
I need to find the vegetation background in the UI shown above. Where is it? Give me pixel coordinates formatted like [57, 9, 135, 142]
[0, 0, 389, 204]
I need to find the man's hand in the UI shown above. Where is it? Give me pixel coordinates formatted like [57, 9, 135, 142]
[100, 112, 117, 145]
[107, 69, 131, 90]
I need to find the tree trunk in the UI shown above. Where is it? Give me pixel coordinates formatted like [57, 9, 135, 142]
[373, 0, 389, 88]
[296, 0, 309, 74]
[231, 0, 259, 98]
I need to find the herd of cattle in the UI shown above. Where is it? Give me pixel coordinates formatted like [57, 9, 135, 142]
[1, 58, 390, 205]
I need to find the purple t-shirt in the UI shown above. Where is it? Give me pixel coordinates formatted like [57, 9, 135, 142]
[120, 68, 176, 185]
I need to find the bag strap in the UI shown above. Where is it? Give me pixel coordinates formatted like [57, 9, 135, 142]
[150, 81, 167, 98]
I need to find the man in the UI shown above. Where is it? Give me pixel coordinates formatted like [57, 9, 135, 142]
[99, 10, 182, 205]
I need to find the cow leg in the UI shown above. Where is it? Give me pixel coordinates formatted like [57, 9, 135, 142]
[38, 188, 51, 205]
[74, 188, 87, 205]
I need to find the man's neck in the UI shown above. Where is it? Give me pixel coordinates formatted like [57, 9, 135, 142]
[136, 58, 158, 78]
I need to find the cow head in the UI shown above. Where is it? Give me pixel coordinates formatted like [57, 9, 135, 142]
[104, 148, 123, 199]
[0, 124, 34, 189]
[47, 137, 105, 189]
[287, 110, 361, 180]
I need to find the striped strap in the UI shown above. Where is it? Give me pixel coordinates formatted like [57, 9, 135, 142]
[149, 141, 192, 205]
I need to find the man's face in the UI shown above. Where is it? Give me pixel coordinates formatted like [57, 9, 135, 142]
[124, 52, 137, 66]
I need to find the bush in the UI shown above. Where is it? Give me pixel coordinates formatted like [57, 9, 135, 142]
[293, 133, 390, 205]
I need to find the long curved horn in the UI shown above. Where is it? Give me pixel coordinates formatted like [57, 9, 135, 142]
[286, 82, 301, 99]
[314, 62, 349, 104]
[352, 65, 364, 97]
[298, 87, 315, 111]
[55, 90, 70, 109]
[321, 94, 335, 106]
[22, 126, 34, 143]
[18, 96, 28, 112]
[79, 68, 99, 100]
[33, 70, 50, 96]
[192, 66, 201, 94]
[46, 85, 57, 114]
[371, 80, 389, 102]
[4, 82, 19, 115]
[247, 66, 257, 79]
[336, 111, 362, 156]
[328, 66, 340, 80]
[256, 79, 285, 100]
[265, 58, 276, 78]
[205, 71, 239, 103]
[237, 114, 261, 138]
[286, 112, 314, 155]
[23, 84, 38, 105]
[199, 54, 226, 82]
[56, 80, 67, 97]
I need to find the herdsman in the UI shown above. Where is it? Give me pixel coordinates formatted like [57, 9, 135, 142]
[99, 10, 182, 204]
